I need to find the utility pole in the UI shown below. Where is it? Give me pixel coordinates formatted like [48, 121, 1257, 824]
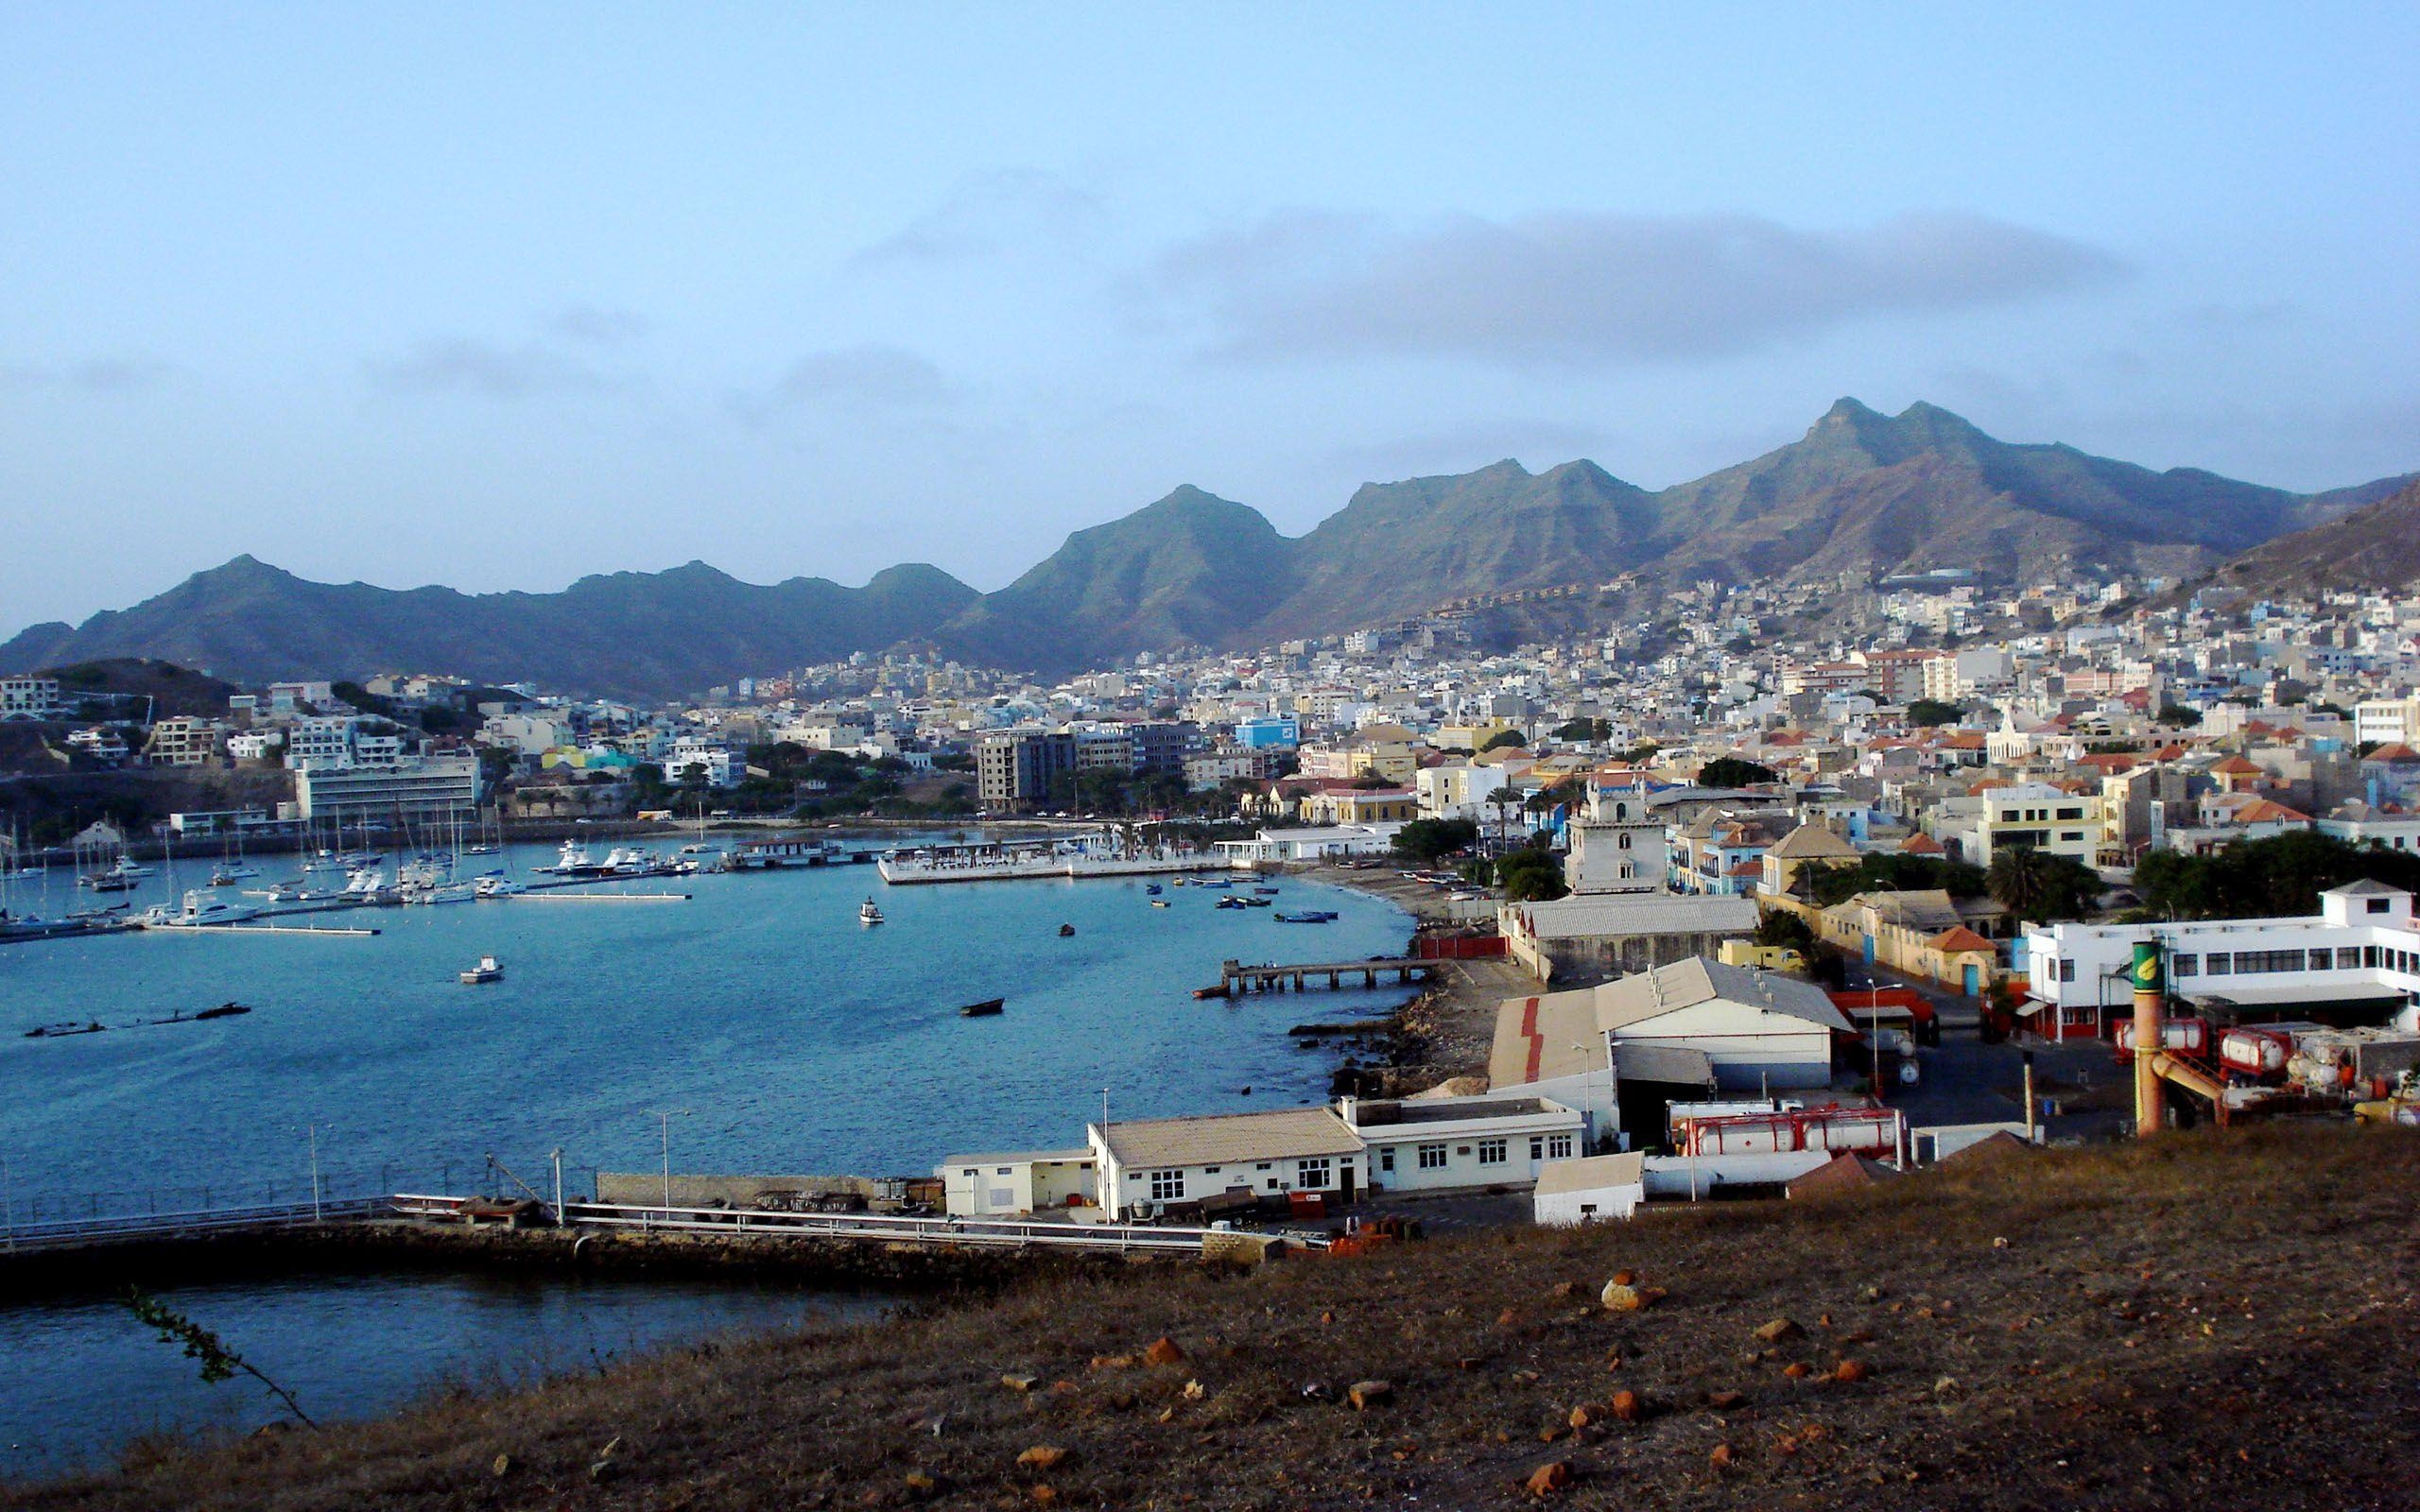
[304, 1124, 324, 1222]
[3, 1153, 14, 1253]
[551, 1147, 565, 1225]
[653, 1109, 692, 1208]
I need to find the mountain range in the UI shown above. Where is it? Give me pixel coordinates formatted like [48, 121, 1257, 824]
[6, 398, 2411, 697]
[2187, 475, 2420, 601]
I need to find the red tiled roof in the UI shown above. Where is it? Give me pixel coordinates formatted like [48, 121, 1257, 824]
[1900, 833, 1945, 854]
[1928, 925, 1996, 954]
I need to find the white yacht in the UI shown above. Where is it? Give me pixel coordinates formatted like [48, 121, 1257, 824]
[475, 876, 527, 899]
[141, 890, 258, 929]
[858, 897, 886, 926]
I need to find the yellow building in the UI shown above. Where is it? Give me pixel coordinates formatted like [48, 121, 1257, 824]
[1438, 719, 1522, 752]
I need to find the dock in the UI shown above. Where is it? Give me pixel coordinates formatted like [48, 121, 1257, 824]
[508, 888, 690, 902]
[1214, 956, 1440, 995]
[209, 921, 382, 936]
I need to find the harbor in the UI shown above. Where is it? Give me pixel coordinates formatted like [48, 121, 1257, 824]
[875, 828, 1229, 885]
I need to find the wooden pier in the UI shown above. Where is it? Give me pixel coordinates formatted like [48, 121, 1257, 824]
[1215, 956, 1439, 995]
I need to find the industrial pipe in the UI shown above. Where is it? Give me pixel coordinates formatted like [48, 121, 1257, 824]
[2132, 941, 2164, 1139]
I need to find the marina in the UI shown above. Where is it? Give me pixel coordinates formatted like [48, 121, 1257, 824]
[875, 829, 1229, 885]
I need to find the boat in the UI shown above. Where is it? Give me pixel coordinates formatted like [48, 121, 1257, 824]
[1191, 985, 1230, 1000]
[475, 877, 526, 898]
[193, 1002, 251, 1021]
[1240, 895, 1272, 907]
[859, 898, 886, 926]
[1216, 895, 1250, 909]
[78, 855, 147, 892]
[25, 1022, 107, 1039]
[459, 954, 505, 985]
[1058, 922, 1076, 936]
[1150, 898, 1171, 908]
[1253, 885, 1281, 895]
[140, 890, 259, 928]
[542, 840, 608, 877]
[1145, 883, 1163, 895]
[1273, 910, 1339, 924]
[957, 997, 1006, 1017]
[402, 879, 478, 904]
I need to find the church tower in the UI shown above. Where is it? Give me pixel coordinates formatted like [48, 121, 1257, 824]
[1564, 782, 1668, 895]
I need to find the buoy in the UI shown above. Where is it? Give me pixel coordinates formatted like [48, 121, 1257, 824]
[1239, 1085, 1253, 1096]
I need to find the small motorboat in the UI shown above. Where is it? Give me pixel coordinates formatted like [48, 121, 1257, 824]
[475, 877, 526, 898]
[459, 954, 505, 985]
[1216, 896, 1249, 909]
[1145, 884, 1163, 896]
[1057, 922, 1076, 937]
[957, 997, 1006, 1018]
[859, 898, 886, 926]
[1253, 886, 1282, 896]
[1191, 985, 1230, 1000]
[1273, 910, 1339, 924]
[1150, 898, 1171, 908]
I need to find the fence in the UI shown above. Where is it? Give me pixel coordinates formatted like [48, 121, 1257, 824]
[0, 1159, 602, 1231]
[1, 1196, 389, 1253]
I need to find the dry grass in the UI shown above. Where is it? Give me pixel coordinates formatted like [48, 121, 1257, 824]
[11, 1125, 2420, 1511]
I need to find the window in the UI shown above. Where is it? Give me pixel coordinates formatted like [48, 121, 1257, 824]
[995, 1167, 1012, 1176]
[2370, 898, 2392, 915]
[1529, 1136, 1545, 1160]
[959, 1168, 978, 1177]
[2309, 950, 2334, 972]
[1202, 1166, 1221, 1175]
[1547, 1134, 1575, 1160]
[1417, 1143, 1447, 1170]
[2365, 945, 2382, 969]
[1478, 1139, 1507, 1166]
[2234, 950, 2304, 974]
[1378, 1146, 1395, 1173]
[1295, 1159, 1331, 1189]
[1148, 1169, 1186, 1202]
[2171, 954, 2198, 977]
[2204, 953, 2232, 975]
[2058, 958, 2076, 984]
[1617, 833, 1632, 850]
[2338, 948, 2361, 970]
[2056, 806, 2083, 820]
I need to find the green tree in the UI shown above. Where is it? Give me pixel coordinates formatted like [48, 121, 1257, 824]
[2155, 703, 2203, 728]
[1987, 846, 2101, 922]
[1550, 717, 1612, 744]
[1479, 729, 1529, 752]
[1753, 907, 1819, 954]
[1392, 817, 1480, 863]
[1807, 852, 1989, 907]
[1905, 698, 1962, 728]
[1495, 848, 1567, 902]
[1698, 756, 1779, 789]
[124, 1287, 315, 1428]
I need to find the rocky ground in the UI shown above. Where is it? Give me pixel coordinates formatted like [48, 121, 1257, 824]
[19, 1126, 2414, 1511]
[1298, 863, 1513, 1088]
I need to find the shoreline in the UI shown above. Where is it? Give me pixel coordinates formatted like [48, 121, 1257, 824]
[1290, 861, 1524, 1092]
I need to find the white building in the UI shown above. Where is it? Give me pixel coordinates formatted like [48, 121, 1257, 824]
[1531, 1153, 1647, 1226]
[0, 676, 61, 721]
[937, 1148, 1097, 1218]
[1563, 786, 1666, 895]
[665, 738, 741, 789]
[1340, 1094, 1585, 1194]
[2015, 880, 2420, 1034]
[1494, 956, 1853, 1098]
[1415, 761, 1510, 821]
[1090, 1107, 1363, 1220]
[293, 752, 480, 823]
[1214, 824, 1400, 864]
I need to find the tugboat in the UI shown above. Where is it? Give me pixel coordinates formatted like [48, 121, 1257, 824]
[858, 897, 886, 927]
[459, 954, 505, 985]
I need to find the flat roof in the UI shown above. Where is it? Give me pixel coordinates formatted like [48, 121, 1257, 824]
[1352, 1097, 1564, 1126]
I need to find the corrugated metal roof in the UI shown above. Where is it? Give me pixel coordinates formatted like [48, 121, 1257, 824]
[1488, 990, 1604, 1088]
[1519, 893, 1759, 941]
[1097, 1108, 1360, 1171]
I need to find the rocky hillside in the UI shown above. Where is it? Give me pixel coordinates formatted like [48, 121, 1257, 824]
[11, 1128, 2415, 1511]
[8, 401, 2409, 689]
[2190, 475, 2420, 599]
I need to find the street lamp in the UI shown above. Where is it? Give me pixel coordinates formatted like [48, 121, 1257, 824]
[652, 1109, 693, 1208]
[300, 1124, 328, 1222]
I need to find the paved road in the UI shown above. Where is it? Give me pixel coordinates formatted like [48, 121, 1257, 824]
[1838, 958, 2127, 1142]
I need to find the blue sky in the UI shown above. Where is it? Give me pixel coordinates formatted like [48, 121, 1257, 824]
[3, 5, 2415, 626]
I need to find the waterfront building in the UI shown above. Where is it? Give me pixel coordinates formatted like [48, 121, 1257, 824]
[293, 752, 480, 822]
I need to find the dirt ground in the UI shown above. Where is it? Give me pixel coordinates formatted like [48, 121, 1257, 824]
[17, 1126, 2417, 1512]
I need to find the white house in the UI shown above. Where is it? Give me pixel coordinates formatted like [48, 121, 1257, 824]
[1089, 1107, 1364, 1220]
[2016, 880, 2420, 1036]
[1531, 1153, 1647, 1226]
[937, 1147, 1098, 1218]
[1213, 824, 1400, 865]
[1339, 1093, 1585, 1194]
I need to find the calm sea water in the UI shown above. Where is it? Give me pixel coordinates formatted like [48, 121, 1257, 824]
[0, 836, 1410, 1472]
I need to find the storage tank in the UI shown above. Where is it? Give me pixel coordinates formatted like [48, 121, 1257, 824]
[2220, 1026, 2292, 1077]
[2113, 1017, 2208, 1059]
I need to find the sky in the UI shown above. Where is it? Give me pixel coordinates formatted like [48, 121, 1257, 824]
[3, 5, 2417, 627]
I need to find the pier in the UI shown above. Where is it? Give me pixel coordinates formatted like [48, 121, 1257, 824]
[1214, 956, 1440, 995]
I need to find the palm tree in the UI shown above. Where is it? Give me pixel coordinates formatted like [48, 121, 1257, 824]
[1988, 846, 2095, 922]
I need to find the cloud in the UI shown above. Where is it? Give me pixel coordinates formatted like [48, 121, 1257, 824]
[851, 168, 1105, 269]
[369, 337, 628, 398]
[1152, 208, 2128, 369]
[545, 303, 648, 345]
[730, 344, 952, 423]
[0, 355, 174, 392]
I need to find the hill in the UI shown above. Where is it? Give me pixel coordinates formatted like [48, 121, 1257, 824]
[0, 558, 977, 701]
[8, 401, 2409, 688]
[11, 1128, 2415, 1510]
[2189, 475, 2420, 599]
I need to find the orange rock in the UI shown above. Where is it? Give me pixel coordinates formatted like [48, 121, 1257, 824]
[1143, 1336, 1185, 1366]
[1567, 1405, 1593, 1429]
[1016, 1446, 1070, 1470]
[1030, 1486, 1057, 1506]
[1709, 1443, 1734, 1469]
[1611, 1389, 1642, 1422]
[1497, 1307, 1522, 1327]
[1612, 1270, 1636, 1286]
[1835, 1359, 1872, 1383]
[1783, 1363, 1810, 1379]
[1526, 1460, 1572, 1497]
